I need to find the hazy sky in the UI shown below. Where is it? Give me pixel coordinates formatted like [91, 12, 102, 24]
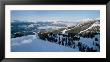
[11, 10, 100, 22]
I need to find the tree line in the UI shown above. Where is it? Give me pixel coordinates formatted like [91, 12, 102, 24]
[37, 32, 99, 52]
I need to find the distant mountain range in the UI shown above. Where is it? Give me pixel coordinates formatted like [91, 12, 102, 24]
[11, 19, 100, 38]
[44, 20, 100, 35]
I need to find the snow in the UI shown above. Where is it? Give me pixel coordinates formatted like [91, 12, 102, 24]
[11, 35, 79, 52]
[52, 21, 77, 27]
[11, 35, 35, 46]
[62, 29, 67, 34]
[78, 34, 100, 51]
[79, 21, 100, 34]
[11, 20, 100, 52]
[28, 24, 34, 28]
[38, 26, 65, 30]
[91, 22, 100, 27]
[11, 34, 100, 52]
[79, 37, 94, 48]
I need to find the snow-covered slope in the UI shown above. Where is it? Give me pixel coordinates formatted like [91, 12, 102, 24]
[11, 35, 79, 52]
[11, 34, 100, 52]
[11, 20, 100, 52]
[79, 21, 100, 34]
[78, 34, 100, 51]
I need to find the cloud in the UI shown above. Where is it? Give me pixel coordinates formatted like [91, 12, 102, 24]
[12, 15, 99, 23]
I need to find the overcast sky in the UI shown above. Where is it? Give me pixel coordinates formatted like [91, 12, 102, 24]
[11, 10, 100, 22]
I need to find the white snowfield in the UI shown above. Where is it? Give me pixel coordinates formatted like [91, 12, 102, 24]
[11, 35, 79, 52]
[11, 34, 99, 52]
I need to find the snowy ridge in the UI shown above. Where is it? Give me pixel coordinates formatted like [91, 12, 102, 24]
[61, 20, 99, 35]
[61, 21, 94, 34]
[79, 21, 100, 34]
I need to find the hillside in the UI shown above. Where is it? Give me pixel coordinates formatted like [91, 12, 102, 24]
[11, 20, 100, 52]
[37, 20, 100, 52]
